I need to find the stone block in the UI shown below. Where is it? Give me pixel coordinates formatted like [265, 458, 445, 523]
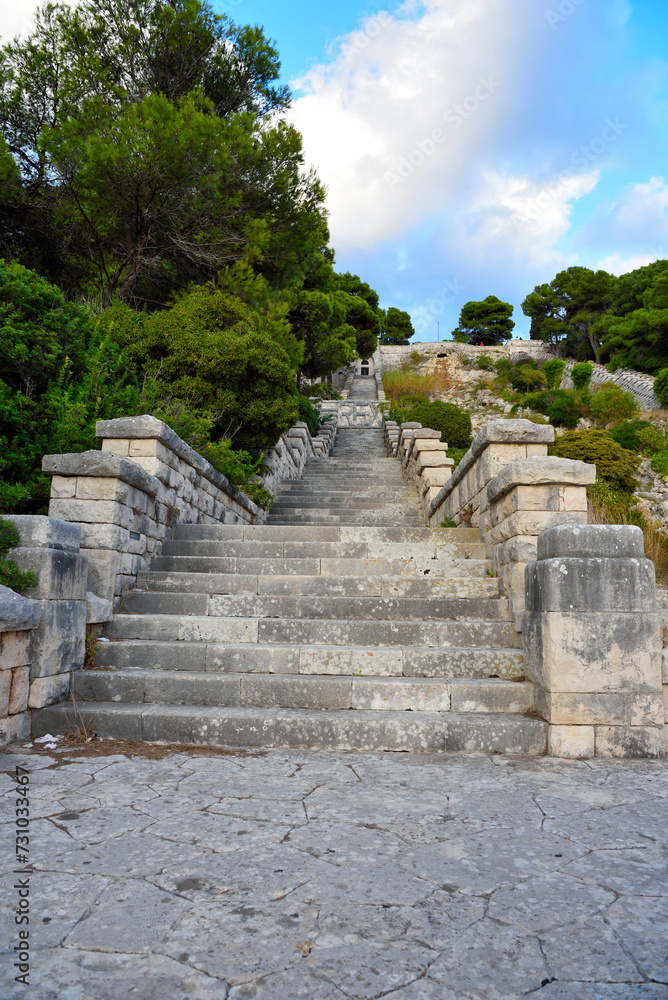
[43, 450, 159, 496]
[8, 547, 88, 601]
[31, 600, 87, 678]
[8, 667, 30, 714]
[82, 548, 122, 602]
[0, 667, 11, 715]
[0, 711, 30, 747]
[51, 476, 76, 498]
[0, 630, 33, 670]
[28, 672, 71, 709]
[351, 678, 450, 711]
[523, 611, 662, 694]
[535, 687, 664, 726]
[548, 725, 595, 759]
[86, 591, 113, 624]
[594, 725, 664, 758]
[561, 486, 588, 512]
[487, 456, 595, 506]
[0, 587, 41, 634]
[537, 523, 645, 561]
[416, 453, 453, 472]
[101, 438, 130, 455]
[525, 557, 657, 614]
[10, 515, 81, 553]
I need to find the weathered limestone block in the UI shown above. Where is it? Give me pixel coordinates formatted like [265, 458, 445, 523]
[8, 667, 30, 715]
[548, 725, 595, 759]
[524, 524, 664, 758]
[31, 600, 87, 678]
[0, 667, 11, 715]
[0, 712, 30, 745]
[10, 515, 81, 553]
[29, 672, 71, 709]
[86, 591, 113, 624]
[415, 452, 453, 473]
[0, 586, 41, 635]
[0, 630, 33, 670]
[8, 547, 88, 601]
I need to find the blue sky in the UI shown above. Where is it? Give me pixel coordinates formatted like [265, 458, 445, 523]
[212, 0, 668, 341]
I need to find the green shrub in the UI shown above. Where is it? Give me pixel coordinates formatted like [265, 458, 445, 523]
[440, 519, 458, 528]
[651, 450, 668, 479]
[589, 383, 639, 426]
[203, 439, 274, 511]
[570, 362, 594, 390]
[0, 517, 35, 590]
[494, 357, 512, 378]
[543, 358, 566, 390]
[476, 355, 494, 370]
[510, 366, 547, 392]
[522, 389, 583, 428]
[447, 446, 468, 470]
[550, 430, 640, 491]
[298, 395, 321, 437]
[403, 400, 472, 449]
[654, 368, 668, 407]
[610, 420, 664, 454]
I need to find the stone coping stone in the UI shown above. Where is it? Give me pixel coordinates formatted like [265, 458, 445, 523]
[428, 419, 556, 516]
[0, 584, 40, 634]
[487, 456, 596, 505]
[537, 523, 645, 561]
[10, 515, 81, 553]
[95, 416, 258, 516]
[43, 450, 160, 498]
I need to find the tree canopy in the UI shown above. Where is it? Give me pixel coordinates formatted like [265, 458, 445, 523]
[380, 307, 415, 345]
[453, 296, 514, 345]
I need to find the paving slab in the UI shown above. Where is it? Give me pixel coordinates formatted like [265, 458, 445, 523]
[1, 743, 667, 1000]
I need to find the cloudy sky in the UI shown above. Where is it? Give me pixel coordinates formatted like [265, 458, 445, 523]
[3, 2, 668, 340]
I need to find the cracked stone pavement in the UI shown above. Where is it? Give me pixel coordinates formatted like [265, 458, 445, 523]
[1, 743, 668, 1000]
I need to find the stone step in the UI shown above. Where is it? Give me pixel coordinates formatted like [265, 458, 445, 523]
[74, 670, 533, 713]
[148, 555, 489, 579]
[265, 515, 425, 526]
[121, 591, 509, 621]
[137, 571, 500, 599]
[95, 640, 525, 679]
[104, 614, 520, 648]
[169, 525, 481, 543]
[34, 703, 547, 754]
[160, 539, 487, 560]
[270, 502, 417, 512]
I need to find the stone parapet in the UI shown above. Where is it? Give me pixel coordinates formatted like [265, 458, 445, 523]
[523, 524, 665, 758]
[320, 400, 384, 428]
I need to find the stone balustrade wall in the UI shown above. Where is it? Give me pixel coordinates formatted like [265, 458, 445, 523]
[559, 360, 662, 410]
[319, 400, 384, 428]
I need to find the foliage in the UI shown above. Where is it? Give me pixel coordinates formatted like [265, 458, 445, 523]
[600, 260, 668, 373]
[402, 400, 472, 449]
[380, 306, 414, 345]
[440, 520, 458, 528]
[570, 361, 594, 391]
[654, 368, 668, 407]
[453, 295, 515, 346]
[202, 438, 273, 509]
[382, 370, 436, 403]
[637, 425, 665, 454]
[297, 395, 321, 437]
[447, 447, 468, 471]
[651, 450, 668, 479]
[522, 267, 613, 363]
[543, 358, 566, 389]
[610, 420, 663, 454]
[522, 389, 583, 428]
[0, 516, 35, 590]
[494, 357, 513, 379]
[550, 430, 640, 492]
[509, 365, 547, 392]
[304, 382, 341, 401]
[589, 383, 639, 426]
[475, 355, 494, 370]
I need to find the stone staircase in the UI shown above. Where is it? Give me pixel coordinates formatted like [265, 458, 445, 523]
[36, 424, 547, 754]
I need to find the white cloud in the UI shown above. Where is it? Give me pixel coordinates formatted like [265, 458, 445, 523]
[0, 0, 77, 43]
[578, 176, 668, 259]
[289, 0, 536, 253]
[596, 252, 658, 275]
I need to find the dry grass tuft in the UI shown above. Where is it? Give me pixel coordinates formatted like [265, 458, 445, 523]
[383, 370, 437, 402]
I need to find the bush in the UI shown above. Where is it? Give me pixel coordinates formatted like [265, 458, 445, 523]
[0, 517, 35, 590]
[494, 357, 512, 378]
[654, 368, 668, 407]
[522, 389, 583, 428]
[403, 399, 472, 449]
[476, 355, 494, 370]
[550, 430, 640, 491]
[297, 395, 321, 437]
[589, 383, 639, 426]
[510, 366, 547, 392]
[610, 420, 664, 454]
[570, 361, 594, 390]
[543, 358, 566, 390]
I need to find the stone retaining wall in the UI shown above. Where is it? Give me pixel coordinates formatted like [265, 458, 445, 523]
[319, 400, 384, 428]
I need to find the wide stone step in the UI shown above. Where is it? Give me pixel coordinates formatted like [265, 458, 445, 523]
[34, 703, 547, 754]
[160, 539, 487, 560]
[265, 515, 425, 526]
[95, 640, 525, 679]
[103, 614, 520, 648]
[121, 591, 508, 621]
[170, 525, 481, 543]
[137, 571, 499, 599]
[74, 670, 533, 713]
[147, 555, 490, 579]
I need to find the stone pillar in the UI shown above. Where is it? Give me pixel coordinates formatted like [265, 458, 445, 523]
[523, 524, 665, 759]
[8, 516, 89, 712]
